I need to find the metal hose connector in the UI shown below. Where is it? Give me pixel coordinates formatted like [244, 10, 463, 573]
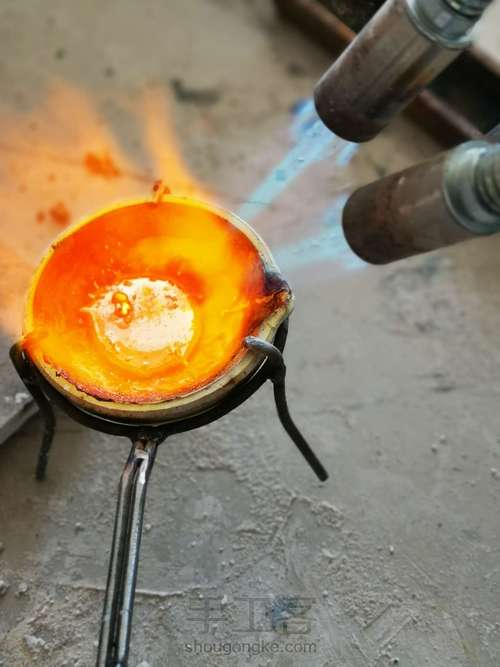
[407, 0, 492, 45]
[475, 146, 500, 216]
[444, 0, 492, 17]
[445, 141, 500, 234]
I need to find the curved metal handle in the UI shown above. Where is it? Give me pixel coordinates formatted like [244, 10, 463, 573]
[244, 337, 328, 482]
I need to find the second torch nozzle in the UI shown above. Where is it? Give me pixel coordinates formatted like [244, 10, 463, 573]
[342, 140, 500, 264]
[314, 0, 492, 143]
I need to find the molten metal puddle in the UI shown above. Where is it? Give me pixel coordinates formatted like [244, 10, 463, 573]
[87, 277, 196, 376]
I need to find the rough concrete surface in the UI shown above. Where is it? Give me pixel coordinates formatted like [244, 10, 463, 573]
[0, 1, 499, 666]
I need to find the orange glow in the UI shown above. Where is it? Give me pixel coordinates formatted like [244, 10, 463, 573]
[23, 197, 289, 404]
[83, 151, 122, 179]
[0, 82, 212, 339]
[48, 201, 71, 226]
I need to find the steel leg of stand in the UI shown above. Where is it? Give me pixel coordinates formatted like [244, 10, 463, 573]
[96, 438, 158, 667]
[244, 336, 328, 482]
[9, 344, 56, 481]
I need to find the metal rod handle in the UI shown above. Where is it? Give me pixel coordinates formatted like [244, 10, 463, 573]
[96, 438, 158, 667]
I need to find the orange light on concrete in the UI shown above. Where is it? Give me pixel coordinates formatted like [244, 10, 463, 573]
[23, 195, 291, 416]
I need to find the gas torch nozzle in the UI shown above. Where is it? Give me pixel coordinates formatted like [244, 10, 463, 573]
[314, 0, 493, 143]
[342, 138, 500, 264]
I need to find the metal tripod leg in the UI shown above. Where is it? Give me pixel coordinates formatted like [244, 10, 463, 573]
[96, 438, 159, 667]
[9, 343, 56, 481]
[244, 336, 328, 482]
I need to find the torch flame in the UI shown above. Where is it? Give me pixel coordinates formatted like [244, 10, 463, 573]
[0, 81, 213, 338]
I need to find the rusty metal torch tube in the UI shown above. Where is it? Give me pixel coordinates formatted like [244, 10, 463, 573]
[314, 0, 492, 142]
[342, 140, 500, 264]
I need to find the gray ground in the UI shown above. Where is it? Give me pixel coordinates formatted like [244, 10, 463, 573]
[1, 1, 500, 666]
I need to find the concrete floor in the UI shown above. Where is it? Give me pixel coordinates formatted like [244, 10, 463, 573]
[1, 1, 500, 665]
